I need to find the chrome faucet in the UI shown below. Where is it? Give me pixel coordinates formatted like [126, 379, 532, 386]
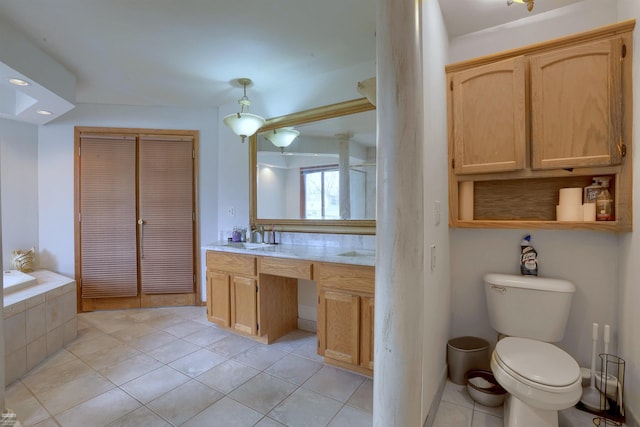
[250, 226, 264, 244]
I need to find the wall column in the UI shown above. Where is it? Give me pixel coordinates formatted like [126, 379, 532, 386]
[338, 136, 351, 219]
[373, 0, 424, 425]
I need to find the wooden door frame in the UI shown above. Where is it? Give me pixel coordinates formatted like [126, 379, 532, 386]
[74, 126, 202, 312]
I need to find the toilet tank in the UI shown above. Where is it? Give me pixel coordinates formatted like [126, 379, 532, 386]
[484, 273, 576, 342]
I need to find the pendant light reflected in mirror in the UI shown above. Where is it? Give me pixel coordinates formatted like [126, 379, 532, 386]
[264, 127, 300, 152]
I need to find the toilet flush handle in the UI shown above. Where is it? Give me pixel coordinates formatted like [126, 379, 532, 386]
[490, 285, 506, 294]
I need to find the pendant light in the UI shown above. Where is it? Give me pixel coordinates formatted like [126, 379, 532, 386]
[223, 78, 266, 142]
[264, 127, 300, 152]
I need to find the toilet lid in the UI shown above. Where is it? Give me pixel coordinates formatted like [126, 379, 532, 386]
[495, 337, 580, 387]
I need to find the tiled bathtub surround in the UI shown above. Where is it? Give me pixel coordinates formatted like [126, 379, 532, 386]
[4, 270, 77, 385]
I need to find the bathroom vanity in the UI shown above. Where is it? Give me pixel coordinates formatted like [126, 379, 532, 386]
[204, 243, 375, 376]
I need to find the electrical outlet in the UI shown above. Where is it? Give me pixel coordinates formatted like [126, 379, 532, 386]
[227, 207, 235, 217]
[430, 244, 436, 272]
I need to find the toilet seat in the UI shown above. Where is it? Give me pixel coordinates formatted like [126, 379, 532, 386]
[491, 338, 583, 412]
[494, 337, 580, 390]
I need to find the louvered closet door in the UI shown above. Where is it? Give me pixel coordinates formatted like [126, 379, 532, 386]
[79, 135, 138, 300]
[138, 135, 195, 296]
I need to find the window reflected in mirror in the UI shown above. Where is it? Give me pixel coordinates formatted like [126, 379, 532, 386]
[256, 108, 376, 221]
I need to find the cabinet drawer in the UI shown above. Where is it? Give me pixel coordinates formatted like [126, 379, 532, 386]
[316, 262, 374, 294]
[260, 257, 313, 280]
[207, 251, 257, 276]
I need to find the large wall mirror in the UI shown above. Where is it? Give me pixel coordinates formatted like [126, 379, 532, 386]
[250, 98, 376, 234]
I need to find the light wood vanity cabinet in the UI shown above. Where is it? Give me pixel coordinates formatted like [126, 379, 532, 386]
[206, 252, 258, 334]
[207, 270, 231, 327]
[316, 262, 375, 376]
[447, 21, 634, 231]
[360, 295, 375, 371]
[231, 275, 258, 335]
[206, 251, 374, 376]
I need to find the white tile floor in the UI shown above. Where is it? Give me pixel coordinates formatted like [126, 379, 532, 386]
[433, 380, 623, 427]
[6, 306, 371, 426]
[5, 306, 624, 427]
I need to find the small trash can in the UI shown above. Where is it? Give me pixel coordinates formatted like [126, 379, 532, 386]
[447, 336, 490, 385]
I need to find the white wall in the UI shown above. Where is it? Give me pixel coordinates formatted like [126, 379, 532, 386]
[285, 168, 300, 218]
[256, 166, 287, 220]
[451, 230, 619, 366]
[616, 1, 640, 425]
[37, 103, 218, 297]
[0, 118, 39, 271]
[448, 0, 618, 63]
[421, 1, 452, 423]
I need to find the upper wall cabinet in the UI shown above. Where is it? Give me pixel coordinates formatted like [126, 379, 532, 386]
[530, 38, 623, 170]
[446, 20, 635, 232]
[452, 57, 526, 175]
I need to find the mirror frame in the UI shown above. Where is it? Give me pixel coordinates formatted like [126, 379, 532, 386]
[250, 97, 376, 235]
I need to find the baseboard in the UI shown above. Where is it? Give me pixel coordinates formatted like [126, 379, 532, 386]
[423, 365, 448, 427]
[297, 318, 317, 333]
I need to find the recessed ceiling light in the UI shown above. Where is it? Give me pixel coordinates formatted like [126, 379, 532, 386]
[36, 109, 53, 116]
[9, 78, 30, 86]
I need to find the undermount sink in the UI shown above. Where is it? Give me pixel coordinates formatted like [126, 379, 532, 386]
[249, 245, 278, 251]
[337, 250, 376, 258]
[223, 242, 270, 249]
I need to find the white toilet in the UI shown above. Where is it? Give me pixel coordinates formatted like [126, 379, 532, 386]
[484, 273, 582, 427]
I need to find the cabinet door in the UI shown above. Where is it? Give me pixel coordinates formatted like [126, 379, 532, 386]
[451, 56, 526, 175]
[318, 290, 360, 365]
[360, 296, 374, 371]
[138, 135, 195, 297]
[231, 275, 258, 335]
[207, 270, 231, 327]
[530, 38, 623, 169]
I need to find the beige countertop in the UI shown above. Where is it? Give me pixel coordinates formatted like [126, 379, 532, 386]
[202, 241, 375, 267]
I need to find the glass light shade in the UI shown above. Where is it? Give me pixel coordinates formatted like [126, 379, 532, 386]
[264, 127, 300, 148]
[223, 113, 266, 139]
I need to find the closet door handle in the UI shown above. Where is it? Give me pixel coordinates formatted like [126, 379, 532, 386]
[138, 218, 145, 259]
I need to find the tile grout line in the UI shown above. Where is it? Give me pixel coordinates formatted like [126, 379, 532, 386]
[11, 307, 373, 427]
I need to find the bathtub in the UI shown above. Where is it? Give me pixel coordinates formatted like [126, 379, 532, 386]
[3, 269, 38, 293]
[4, 269, 77, 385]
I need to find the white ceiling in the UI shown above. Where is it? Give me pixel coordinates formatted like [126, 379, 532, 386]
[439, 0, 585, 38]
[0, 0, 587, 124]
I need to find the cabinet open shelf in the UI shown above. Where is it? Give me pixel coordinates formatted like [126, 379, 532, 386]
[455, 220, 625, 232]
[450, 173, 630, 232]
